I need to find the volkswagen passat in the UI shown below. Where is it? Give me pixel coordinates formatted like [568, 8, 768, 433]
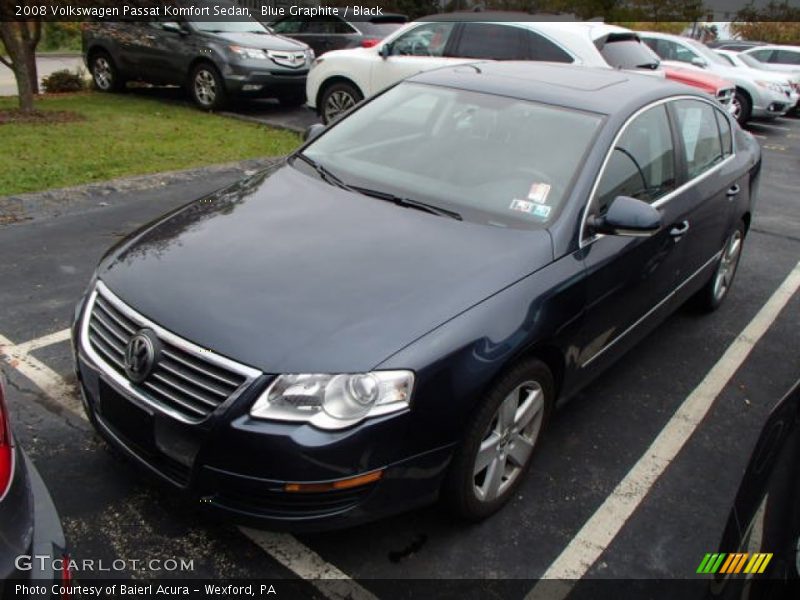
[73, 63, 761, 529]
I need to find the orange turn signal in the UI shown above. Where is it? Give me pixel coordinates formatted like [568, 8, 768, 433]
[284, 469, 384, 493]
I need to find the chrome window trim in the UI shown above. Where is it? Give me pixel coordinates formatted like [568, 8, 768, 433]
[80, 281, 262, 425]
[580, 249, 722, 368]
[579, 94, 737, 249]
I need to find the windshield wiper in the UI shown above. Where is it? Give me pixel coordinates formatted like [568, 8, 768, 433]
[246, 30, 268, 34]
[353, 186, 462, 221]
[292, 153, 353, 191]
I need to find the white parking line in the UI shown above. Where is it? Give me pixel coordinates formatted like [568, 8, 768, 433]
[0, 333, 84, 419]
[0, 329, 378, 599]
[526, 259, 800, 599]
[241, 528, 379, 600]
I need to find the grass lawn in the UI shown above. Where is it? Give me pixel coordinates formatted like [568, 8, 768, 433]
[0, 93, 301, 196]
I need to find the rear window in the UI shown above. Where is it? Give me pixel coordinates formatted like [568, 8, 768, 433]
[360, 22, 406, 37]
[598, 36, 660, 69]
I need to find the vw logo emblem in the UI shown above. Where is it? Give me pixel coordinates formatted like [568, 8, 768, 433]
[124, 329, 159, 383]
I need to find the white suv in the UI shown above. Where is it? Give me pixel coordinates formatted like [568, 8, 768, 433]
[307, 18, 663, 123]
[639, 31, 795, 124]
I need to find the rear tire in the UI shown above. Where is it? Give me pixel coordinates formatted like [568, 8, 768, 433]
[189, 63, 227, 111]
[443, 358, 554, 521]
[320, 81, 362, 124]
[90, 51, 125, 92]
[694, 222, 745, 312]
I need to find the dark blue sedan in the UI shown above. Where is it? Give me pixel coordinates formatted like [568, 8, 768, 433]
[72, 62, 761, 529]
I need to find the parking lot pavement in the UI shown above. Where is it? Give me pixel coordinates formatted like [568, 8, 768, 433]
[0, 115, 799, 592]
[0, 54, 84, 96]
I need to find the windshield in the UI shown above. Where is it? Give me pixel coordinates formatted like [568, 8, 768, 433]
[598, 36, 661, 69]
[300, 83, 602, 229]
[192, 20, 268, 34]
[685, 38, 730, 66]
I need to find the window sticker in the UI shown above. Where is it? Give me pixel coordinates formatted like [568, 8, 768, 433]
[510, 198, 535, 213]
[527, 182, 551, 204]
[533, 204, 552, 219]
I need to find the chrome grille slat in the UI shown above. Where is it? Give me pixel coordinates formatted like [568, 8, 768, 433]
[161, 348, 242, 388]
[143, 382, 209, 417]
[158, 361, 230, 398]
[150, 371, 221, 409]
[84, 282, 260, 423]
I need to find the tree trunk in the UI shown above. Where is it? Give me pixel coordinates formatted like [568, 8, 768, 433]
[0, 21, 38, 112]
[25, 49, 38, 95]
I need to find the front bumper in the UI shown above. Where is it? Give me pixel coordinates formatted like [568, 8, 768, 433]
[223, 61, 308, 97]
[752, 88, 792, 118]
[73, 307, 453, 530]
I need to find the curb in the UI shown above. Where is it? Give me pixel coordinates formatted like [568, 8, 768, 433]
[0, 156, 283, 226]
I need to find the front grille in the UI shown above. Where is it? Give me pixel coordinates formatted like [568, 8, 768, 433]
[85, 283, 258, 423]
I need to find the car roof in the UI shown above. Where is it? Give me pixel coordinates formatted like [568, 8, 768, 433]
[407, 61, 703, 116]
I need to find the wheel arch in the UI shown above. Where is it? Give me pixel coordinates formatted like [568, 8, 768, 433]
[316, 76, 364, 112]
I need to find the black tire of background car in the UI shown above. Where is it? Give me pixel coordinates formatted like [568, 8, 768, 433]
[734, 89, 752, 126]
[189, 63, 228, 112]
[90, 50, 126, 93]
[320, 81, 363, 124]
[443, 357, 554, 521]
[693, 220, 746, 313]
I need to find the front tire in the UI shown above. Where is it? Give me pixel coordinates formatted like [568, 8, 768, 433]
[695, 223, 745, 312]
[90, 51, 125, 93]
[189, 63, 227, 111]
[732, 90, 752, 125]
[443, 358, 554, 520]
[320, 81, 362, 124]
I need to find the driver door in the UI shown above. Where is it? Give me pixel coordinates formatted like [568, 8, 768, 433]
[370, 22, 458, 95]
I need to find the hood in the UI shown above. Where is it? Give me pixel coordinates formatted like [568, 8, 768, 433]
[99, 164, 553, 374]
[212, 31, 308, 52]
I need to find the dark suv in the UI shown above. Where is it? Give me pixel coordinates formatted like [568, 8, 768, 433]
[83, 16, 313, 110]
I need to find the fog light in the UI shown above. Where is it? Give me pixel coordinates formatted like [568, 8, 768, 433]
[284, 469, 383, 493]
[242, 84, 263, 91]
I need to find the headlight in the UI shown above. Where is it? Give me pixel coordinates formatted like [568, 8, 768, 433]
[250, 371, 414, 430]
[229, 45, 267, 60]
[755, 80, 782, 93]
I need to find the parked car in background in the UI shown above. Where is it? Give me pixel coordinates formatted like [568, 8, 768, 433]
[743, 45, 800, 71]
[268, 12, 407, 57]
[83, 6, 313, 110]
[1, 376, 68, 597]
[662, 65, 735, 111]
[639, 31, 794, 124]
[73, 63, 761, 529]
[708, 380, 800, 599]
[307, 17, 665, 123]
[707, 40, 766, 52]
[716, 49, 800, 113]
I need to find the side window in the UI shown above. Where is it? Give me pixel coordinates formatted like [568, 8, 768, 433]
[522, 30, 573, 63]
[748, 49, 773, 62]
[454, 23, 523, 60]
[306, 20, 335, 34]
[391, 23, 455, 57]
[775, 50, 800, 65]
[272, 17, 306, 34]
[595, 105, 676, 213]
[714, 109, 733, 157]
[673, 100, 724, 179]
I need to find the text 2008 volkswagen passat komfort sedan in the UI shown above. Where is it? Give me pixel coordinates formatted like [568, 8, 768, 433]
[73, 63, 761, 529]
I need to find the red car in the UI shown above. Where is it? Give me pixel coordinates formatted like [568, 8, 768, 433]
[663, 65, 736, 113]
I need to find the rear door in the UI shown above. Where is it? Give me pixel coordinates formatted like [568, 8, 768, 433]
[369, 22, 458, 95]
[136, 22, 190, 85]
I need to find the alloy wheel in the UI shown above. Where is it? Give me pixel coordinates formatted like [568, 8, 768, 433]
[93, 57, 113, 90]
[194, 70, 217, 107]
[324, 91, 356, 123]
[730, 96, 742, 121]
[713, 229, 743, 302]
[472, 381, 544, 502]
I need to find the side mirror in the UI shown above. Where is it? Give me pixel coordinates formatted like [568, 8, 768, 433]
[163, 22, 187, 35]
[587, 196, 661, 237]
[691, 56, 707, 68]
[302, 123, 326, 142]
[379, 44, 391, 59]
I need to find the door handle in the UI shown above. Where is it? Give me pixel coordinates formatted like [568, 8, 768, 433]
[669, 221, 690, 238]
[726, 184, 740, 197]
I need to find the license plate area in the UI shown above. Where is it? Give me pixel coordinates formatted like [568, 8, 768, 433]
[99, 379, 157, 456]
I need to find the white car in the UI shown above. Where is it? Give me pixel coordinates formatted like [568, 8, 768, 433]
[716, 48, 800, 112]
[307, 18, 664, 123]
[743, 45, 800, 74]
[639, 31, 794, 124]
